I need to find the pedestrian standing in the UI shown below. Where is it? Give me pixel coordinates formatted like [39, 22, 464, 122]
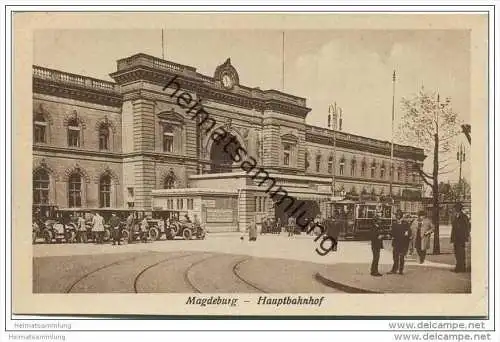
[388, 210, 412, 275]
[370, 213, 384, 276]
[287, 215, 295, 237]
[125, 212, 134, 243]
[92, 211, 105, 244]
[260, 215, 267, 235]
[140, 215, 149, 243]
[77, 213, 87, 243]
[410, 210, 434, 264]
[276, 218, 282, 234]
[248, 217, 257, 242]
[450, 203, 471, 272]
[109, 212, 122, 246]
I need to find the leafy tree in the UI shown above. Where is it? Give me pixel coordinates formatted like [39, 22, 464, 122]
[397, 87, 462, 254]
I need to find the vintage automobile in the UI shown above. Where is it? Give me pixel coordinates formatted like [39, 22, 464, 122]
[32, 205, 58, 244]
[42, 212, 78, 244]
[117, 211, 163, 243]
[33, 205, 79, 244]
[152, 210, 206, 240]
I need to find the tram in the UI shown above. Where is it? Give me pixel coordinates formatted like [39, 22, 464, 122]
[326, 198, 394, 240]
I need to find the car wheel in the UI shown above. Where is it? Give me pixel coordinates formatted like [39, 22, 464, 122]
[43, 230, 53, 244]
[121, 229, 129, 242]
[171, 223, 180, 236]
[182, 228, 193, 240]
[149, 227, 159, 241]
[65, 230, 76, 243]
[165, 228, 175, 240]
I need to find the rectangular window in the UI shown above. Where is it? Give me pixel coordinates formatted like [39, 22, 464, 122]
[168, 199, 174, 209]
[361, 165, 366, 177]
[316, 156, 321, 172]
[350, 164, 356, 177]
[397, 169, 402, 181]
[99, 134, 108, 150]
[176, 198, 184, 210]
[370, 167, 375, 178]
[127, 187, 134, 197]
[163, 134, 174, 152]
[68, 127, 80, 147]
[380, 168, 385, 179]
[339, 163, 344, 176]
[283, 143, 291, 166]
[34, 123, 46, 143]
[187, 199, 194, 210]
[327, 158, 333, 174]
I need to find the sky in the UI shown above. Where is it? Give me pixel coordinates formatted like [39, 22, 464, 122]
[34, 29, 471, 184]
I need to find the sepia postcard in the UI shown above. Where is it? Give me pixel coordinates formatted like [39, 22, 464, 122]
[11, 11, 489, 317]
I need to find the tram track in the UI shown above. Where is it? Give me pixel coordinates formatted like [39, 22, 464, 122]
[133, 252, 207, 293]
[231, 256, 268, 293]
[64, 255, 140, 293]
[184, 254, 268, 293]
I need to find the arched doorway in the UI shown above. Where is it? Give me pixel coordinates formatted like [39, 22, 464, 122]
[209, 133, 241, 173]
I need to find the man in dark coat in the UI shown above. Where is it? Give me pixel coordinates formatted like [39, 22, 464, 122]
[326, 215, 339, 252]
[370, 212, 384, 276]
[109, 212, 122, 245]
[388, 210, 412, 275]
[450, 203, 471, 272]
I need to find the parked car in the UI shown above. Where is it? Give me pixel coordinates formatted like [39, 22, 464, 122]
[152, 210, 206, 240]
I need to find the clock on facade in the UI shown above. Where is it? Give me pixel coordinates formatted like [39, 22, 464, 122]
[221, 73, 234, 89]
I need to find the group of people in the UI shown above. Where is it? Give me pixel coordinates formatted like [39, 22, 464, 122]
[370, 202, 471, 277]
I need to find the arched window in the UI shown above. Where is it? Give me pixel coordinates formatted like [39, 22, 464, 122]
[163, 124, 174, 152]
[350, 159, 356, 177]
[34, 113, 47, 143]
[164, 175, 175, 189]
[67, 118, 80, 147]
[99, 123, 110, 150]
[68, 173, 82, 207]
[397, 167, 402, 181]
[327, 156, 333, 174]
[33, 169, 49, 205]
[315, 155, 321, 172]
[99, 175, 111, 208]
[361, 160, 366, 177]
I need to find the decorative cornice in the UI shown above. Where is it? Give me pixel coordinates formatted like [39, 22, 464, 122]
[305, 131, 426, 161]
[156, 109, 185, 124]
[110, 62, 310, 119]
[33, 66, 122, 108]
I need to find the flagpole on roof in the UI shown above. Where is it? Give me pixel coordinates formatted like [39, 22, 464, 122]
[282, 31, 285, 91]
[162, 29, 165, 59]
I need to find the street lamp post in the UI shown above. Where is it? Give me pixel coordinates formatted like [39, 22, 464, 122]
[389, 70, 396, 200]
[457, 143, 466, 200]
[329, 103, 337, 199]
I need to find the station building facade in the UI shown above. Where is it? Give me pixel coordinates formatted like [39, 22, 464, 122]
[32, 53, 425, 232]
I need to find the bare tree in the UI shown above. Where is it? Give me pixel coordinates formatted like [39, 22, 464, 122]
[397, 87, 462, 254]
